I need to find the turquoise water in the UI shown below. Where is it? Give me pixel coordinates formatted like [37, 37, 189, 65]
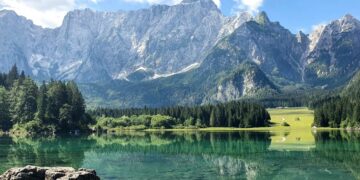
[1, 131, 360, 179]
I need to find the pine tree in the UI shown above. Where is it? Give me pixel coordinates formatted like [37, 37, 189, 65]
[6, 64, 19, 88]
[0, 87, 11, 130]
[18, 71, 26, 84]
[59, 104, 72, 130]
[19, 79, 38, 123]
[227, 109, 233, 127]
[46, 81, 68, 123]
[66, 81, 86, 123]
[36, 82, 48, 123]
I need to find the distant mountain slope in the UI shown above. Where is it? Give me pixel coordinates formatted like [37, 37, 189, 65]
[81, 58, 279, 108]
[305, 15, 360, 87]
[200, 12, 305, 85]
[342, 71, 360, 99]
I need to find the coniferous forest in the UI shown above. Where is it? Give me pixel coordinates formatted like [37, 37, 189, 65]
[89, 101, 271, 129]
[0, 65, 92, 134]
[312, 73, 360, 128]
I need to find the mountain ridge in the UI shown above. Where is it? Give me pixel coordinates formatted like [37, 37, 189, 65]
[1, 3, 360, 108]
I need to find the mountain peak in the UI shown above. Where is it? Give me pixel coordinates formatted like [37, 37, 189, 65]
[180, 0, 218, 9]
[296, 31, 308, 43]
[0, 9, 18, 18]
[343, 14, 355, 21]
[181, 0, 212, 3]
[255, 11, 270, 25]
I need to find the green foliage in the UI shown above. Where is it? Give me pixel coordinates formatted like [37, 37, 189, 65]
[0, 65, 92, 134]
[150, 115, 175, 128]
[0, 87, 11, 130]
[313, 73, 360, 128]
[95, 114, 175, 130]
[90, 101, 271, 129]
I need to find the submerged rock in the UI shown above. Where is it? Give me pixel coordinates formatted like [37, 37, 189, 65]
[0, 165, 100, 180]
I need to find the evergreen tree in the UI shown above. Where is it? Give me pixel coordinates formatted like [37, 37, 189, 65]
[59, 104, 72, 130]
[6, 64, 19, 88]
[0, 87, 11, 130]
[66, 81, 85, 121]
[47, 82, 68, 123]
[19, 79, 38, 123]
[36, 82, 48, 123]
[18, 71, 26, 84]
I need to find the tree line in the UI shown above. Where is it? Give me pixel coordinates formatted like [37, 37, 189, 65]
[313, 96, 360, 128]
[89, 101, 271, 128]
[0, 65, 92, 134]
[312, 74, 360, 128]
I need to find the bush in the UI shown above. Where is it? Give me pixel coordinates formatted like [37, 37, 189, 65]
[150, 115, 175, 128]
[184, 117, 195, 126]
[22, 120, 56, 135]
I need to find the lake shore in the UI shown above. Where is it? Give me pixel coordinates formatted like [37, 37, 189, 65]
[99, 107, 344, 133]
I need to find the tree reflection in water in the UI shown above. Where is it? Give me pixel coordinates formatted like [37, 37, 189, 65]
[1, 130, 360, 179]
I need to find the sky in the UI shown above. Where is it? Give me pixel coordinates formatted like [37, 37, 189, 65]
[0, 0, 359, 33]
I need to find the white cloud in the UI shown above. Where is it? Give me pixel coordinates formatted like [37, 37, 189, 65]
[311, 22, 327, 31]
[0, 0, 77, 28]
[233, 0, 264, 14]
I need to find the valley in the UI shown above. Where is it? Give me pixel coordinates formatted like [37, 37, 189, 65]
[0, 0, 360, 179]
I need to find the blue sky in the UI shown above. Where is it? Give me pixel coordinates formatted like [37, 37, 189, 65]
[0, 0, 359, 33]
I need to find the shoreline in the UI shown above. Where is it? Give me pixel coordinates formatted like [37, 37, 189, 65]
[105, 126, 345, 133]
[0, 127, 348, 137]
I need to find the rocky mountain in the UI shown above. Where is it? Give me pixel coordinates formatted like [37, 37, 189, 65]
[0, 0, 360, 108]
[304, 14, 360, 87]
[0, 0, 253, 83]
[0, 10, 41, 74]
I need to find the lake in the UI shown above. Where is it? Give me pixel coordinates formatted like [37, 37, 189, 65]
[1, 130, 360, 179]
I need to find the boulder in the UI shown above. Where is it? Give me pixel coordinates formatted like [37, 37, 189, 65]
[0, 166, 100, 180]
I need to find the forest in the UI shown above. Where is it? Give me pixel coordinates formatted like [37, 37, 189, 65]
[313, 95, 360, 128]
[312, 73, 360, 128]
[89, 101, 271, 130]
[0, 65, 92, 134]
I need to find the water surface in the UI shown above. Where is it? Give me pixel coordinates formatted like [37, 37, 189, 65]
[1, 130, 360, 179]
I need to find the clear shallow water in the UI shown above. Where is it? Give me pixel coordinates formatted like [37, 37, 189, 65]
[1, 130, 360, 179]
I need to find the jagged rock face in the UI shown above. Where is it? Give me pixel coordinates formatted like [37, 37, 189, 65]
[79, 12, 360, 108]
[0, 0, 244, 83]
[0, 10, 42, 74]
[200, 12, 305, 85]
[305, 15, 360, 86]
[203, 62, 278, 104]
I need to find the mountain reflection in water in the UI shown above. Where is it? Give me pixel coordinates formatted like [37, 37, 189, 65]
[1, 130, 360, 179]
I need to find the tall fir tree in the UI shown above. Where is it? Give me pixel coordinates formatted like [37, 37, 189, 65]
[36, 81, 48, 123]
[0, 87, 11, 130]
[6, 64, 19, 88]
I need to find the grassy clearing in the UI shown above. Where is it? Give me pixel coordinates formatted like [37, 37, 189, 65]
[97, 108, 317, 135]
[266, 107, 316, 150]
[267, 107, 314, 129]
[171, 107, 316, 132]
